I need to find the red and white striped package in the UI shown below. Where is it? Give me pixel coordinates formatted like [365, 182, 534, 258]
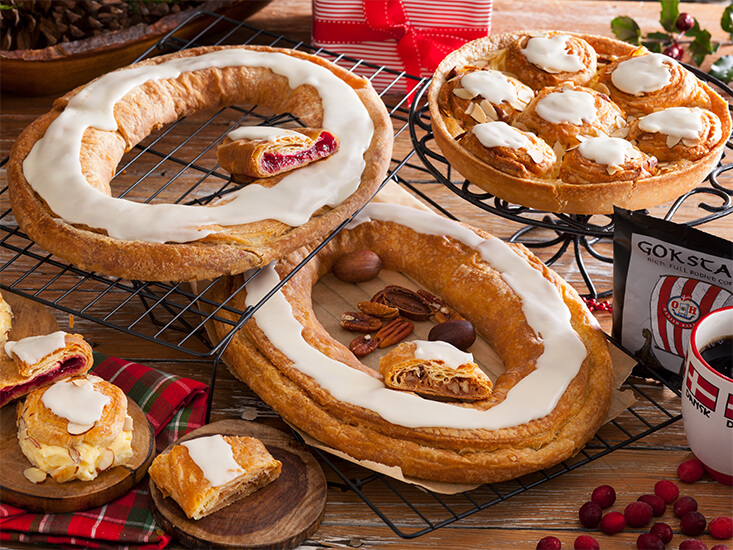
[312, 0, 492, 92]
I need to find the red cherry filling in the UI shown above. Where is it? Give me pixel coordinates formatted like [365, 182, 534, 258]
[0, 355, 87, 406]
[260, 132, 338, 174]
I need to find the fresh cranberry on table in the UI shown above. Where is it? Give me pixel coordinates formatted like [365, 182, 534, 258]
[591, 485, 616, 509]
[578, 501, 602, 528]
[678, 458, 705, 483]
[674, 495, 699, 518]
[537, 535, 562, 550]
[638, 494, 667, 517]
[650, 522, 674, 544]
[626, 501, 654, 528]
[600, 511, 626, 535]
[709, 516, 733, 540]
[679, 539, 708, 550]
[637, 532, 665, 550]
[574, 534, 599, 550]
[654, 480, 679, 504]
[681, 511, 707, 537]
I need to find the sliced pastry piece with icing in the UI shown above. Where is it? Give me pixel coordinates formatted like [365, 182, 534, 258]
[148, 434, 282, 520]
[379, 341, 493, 402]
[560, 136, 657, 183]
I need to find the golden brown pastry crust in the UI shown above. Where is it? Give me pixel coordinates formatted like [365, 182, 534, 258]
[428, 31, 732, 214]
[205, 212, 613, 485]
[7, 45, 393, 282]
[149, 435, 282, 520]
[559, 141, 658, 184]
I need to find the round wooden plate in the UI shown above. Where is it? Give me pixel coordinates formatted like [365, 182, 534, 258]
[0, 398, 154, 513]
[149, 420, 327, 549]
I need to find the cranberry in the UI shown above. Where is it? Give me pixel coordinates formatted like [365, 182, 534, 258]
[664, 43, 684, 61]
[600, 511, 626, 535]
[676, 12, 696, 32]
[637, 532, 665, 550]
[592, 485, 616, 509]
[675, 496, 699, 518]
[579, 501, 602, 528]
[709, 516, 733, 540]
[654, 480, 679, 503]
[681, 511, 707, 537]
[711, 546, 730, 550]
[650, 522, 674, 544]
[680, 540, 708, 550]
[574, 535, 599, 550]
[537, 536, 562, 550]
[638, 494, 667, 517]
[678, 459, 705, 483]
[626, 501, 654, 528]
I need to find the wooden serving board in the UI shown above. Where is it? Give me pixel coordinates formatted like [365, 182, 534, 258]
[0, 398, 154, 513]
[149, 420, 327, 550]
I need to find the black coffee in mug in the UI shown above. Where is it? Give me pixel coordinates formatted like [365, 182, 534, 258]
[700, 335, 733, 378]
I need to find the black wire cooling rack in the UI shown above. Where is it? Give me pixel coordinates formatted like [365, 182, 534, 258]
[0, 9, 700, 539]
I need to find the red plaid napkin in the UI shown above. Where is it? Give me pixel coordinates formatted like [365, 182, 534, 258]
[0, 354, 209, 549]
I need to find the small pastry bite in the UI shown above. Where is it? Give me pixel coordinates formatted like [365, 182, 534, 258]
[149, 434, 282, 520]
[17, 374, 134, 483]
[217, 126, 339, 181]
[516, 85, 626, 148]
[560, 135, 657, 184]
[599, 52, 711, 116]
[505, 33, 597, 90]
[458, 121, 556, 178]
[1, 330, 94, 407]
[627, 107, 723, 162]
[379, 340, 493, 402]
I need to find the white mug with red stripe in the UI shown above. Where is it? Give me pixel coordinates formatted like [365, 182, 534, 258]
[681, 306, 733, 485]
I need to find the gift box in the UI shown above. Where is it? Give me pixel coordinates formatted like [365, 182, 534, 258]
[312, 0, 492, 92]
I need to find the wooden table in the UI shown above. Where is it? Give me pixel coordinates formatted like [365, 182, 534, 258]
[1, 1, 731, 549]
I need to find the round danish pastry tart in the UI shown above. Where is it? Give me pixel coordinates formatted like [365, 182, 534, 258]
[7, 45, 393, 282]
[206, 202, 614, 485]
[428, 31, 731, 215]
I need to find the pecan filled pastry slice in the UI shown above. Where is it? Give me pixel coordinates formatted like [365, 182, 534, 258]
[379, 341, 493, 402]
[560, 135, 657, 184]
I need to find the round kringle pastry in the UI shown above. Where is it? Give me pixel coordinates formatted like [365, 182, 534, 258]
[205, 202, 613, 485]
[8, 45, 393, 282]
[428, 31, 731, 214]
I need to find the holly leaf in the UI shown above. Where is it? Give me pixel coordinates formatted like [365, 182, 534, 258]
[642, 31, 672, 53]
[709, 55, 733, 83]
[722, 4, 733, 41]
[687, 20, 718, 67]
[659, 0, 680, 33]
[611, 16, 642, 45]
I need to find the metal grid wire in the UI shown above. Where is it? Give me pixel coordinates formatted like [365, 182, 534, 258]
[0, 9, 694, 539]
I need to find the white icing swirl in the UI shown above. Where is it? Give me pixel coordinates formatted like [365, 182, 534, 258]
[41, 378, 111, 426]
[459, 70, 533, 110]
[5, 331, 67, 365]
[182, 435, 244, 487]
[521, 35, 585, 74]
[611, 53, 675, 95]
[227, 126, 304, 142]
[471, 122, 548, 164]
[578, 136, 641, 166]
[638, 107, 705, 147]
[535, 89, 597, 125]
[414, 340, 474, 369]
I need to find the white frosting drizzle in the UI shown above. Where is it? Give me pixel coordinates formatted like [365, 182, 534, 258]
[41, 378, 111, 425]
[5, 331, 67, 365]
[535, 89, 597, 125]
[245, 203, 587, 430]
[182, 435, 244, 487]
[578, 136, 641, 166]
[638, 107, 704, 148]
[227, 126, 303, 143]
[414, 340, 474, 369]
[459, 70, 533, 110]
[611, 53, 674, 95]
[471, 122, 548, 164]
[22, 49, 373, 243]
[521, 35, 585, 74]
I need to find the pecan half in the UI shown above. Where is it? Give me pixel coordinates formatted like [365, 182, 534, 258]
[375, 285, 432, 321]
[340, 312, 382, 333]
[375, 318, 414, 348]
[357, 301, 399, 319]
[349, 333, 379, 358]
[416, 289, 465, 323]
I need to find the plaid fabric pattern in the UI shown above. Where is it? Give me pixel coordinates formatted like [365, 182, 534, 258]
[0, 353, 209, 548]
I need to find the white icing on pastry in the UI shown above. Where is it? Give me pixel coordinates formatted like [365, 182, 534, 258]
[0, 294, 12, 350]
[41, 378, 111, 425]
[577, 136, 641, 166]
[611, 53, 674, 95]
[535, 89, 597, 125]
[414, 340, 474, 369]
[182, 435, 244, 487]
[638, 107, 705, 147]
[459, 70, 533, 110]
[245, 203, 587, 430]
[521, 35, 585, 74]
[471, 122, 547, 163]
[22, 49, 374, 243]
[227, 126, 304, 142]
[5, 331, 67, 365]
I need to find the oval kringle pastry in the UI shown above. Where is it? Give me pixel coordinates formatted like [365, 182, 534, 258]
[428, 31, 731, 215]
[8, 45, 393, 282]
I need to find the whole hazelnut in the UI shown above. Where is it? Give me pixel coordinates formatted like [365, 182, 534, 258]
[428, 319, 476, 351]
[332, 250, 383, 283]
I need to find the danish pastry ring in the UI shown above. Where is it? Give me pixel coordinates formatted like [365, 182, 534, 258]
[8, 46, 393, 282]
[207, 202, 613, 484]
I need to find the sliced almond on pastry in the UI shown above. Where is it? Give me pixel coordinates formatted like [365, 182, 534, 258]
[23, 467, 47, 484]
[67, 422, 95, 435]
[98, 448, 115, 471]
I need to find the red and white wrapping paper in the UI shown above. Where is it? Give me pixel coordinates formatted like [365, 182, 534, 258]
[312, 0, 492, 92]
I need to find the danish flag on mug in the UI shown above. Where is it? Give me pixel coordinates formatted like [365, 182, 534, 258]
[686, 363, 719, 411]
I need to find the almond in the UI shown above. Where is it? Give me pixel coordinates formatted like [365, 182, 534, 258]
[123, 415, 133, 432]
[332, 250, 383, 283]
[23, 467, 47, 484]
[27, 436, 41, 449]
[67, 422, 95, 435]
[51, 463, 77, 483]
[68, 446, 82, 464]
[98, 448, 115, 471]
[71, 377, 88, 387]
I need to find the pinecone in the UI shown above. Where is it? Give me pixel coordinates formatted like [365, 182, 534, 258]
[0, 0, 190, 51]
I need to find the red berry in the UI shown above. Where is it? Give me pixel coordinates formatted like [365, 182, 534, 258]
[676, 12, 695, 32]
[651, 522, 674, 544]
[600, 511, 626, 535]
[655, 480, 679, 503]
[592, 485, 616, 509]
[711, 546, 730, 550]
[626, 501, 654, 528]
[675, 496, 699, 518]
[680, 540, 708, 550]
[638, 494, 666, 517]
[678, 459, 705, 483]
[537, 536, 562, 550]
[709, 517, 733, 540]
[664, 43, 684, 61]
[681, 511, 707, 537]
[574, 535, 599, 550]
[637, 532, 665, 550]
[579, 501, 602, 528]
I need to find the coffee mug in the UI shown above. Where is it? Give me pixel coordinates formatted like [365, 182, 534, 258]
[681, 305, 733, 485]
